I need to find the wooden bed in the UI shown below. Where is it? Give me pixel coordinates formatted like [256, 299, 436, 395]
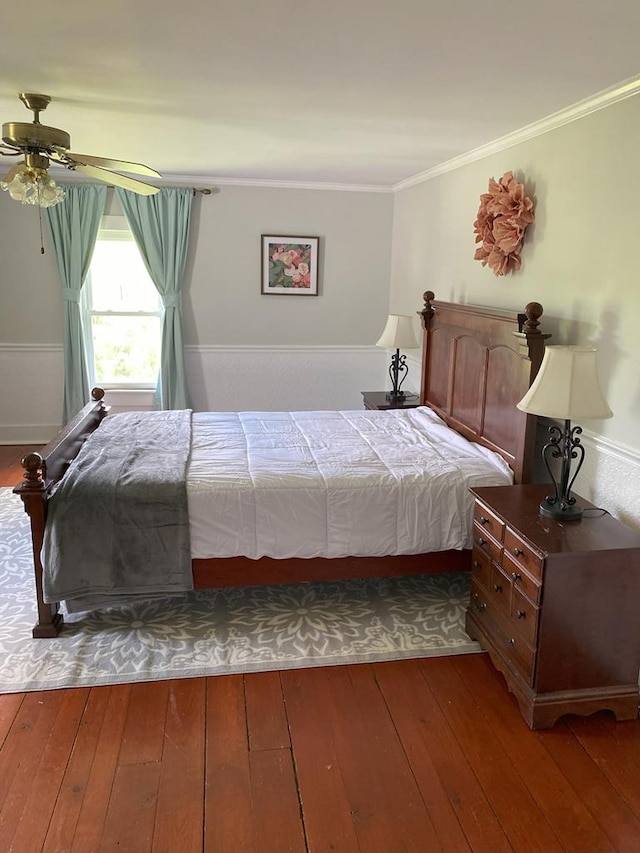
[14, 292, 548, 637]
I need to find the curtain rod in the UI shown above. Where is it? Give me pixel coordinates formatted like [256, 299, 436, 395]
[58, 179, 213, 195]
[104, 186, 212, 196]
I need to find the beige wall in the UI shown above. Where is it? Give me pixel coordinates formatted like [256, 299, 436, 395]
[390, 94, 640, 525]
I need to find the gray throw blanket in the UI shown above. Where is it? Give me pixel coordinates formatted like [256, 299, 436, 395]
[42, 410, 193, 608]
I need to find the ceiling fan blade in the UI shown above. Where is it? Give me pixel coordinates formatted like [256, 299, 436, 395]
[66, 152, 160, 178]
[71, 163, 160, 195]
[1, 162, 24, 184]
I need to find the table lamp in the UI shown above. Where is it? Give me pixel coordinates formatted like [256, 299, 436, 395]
[376, 314, 419, 402]
[517, 346, 612, 520]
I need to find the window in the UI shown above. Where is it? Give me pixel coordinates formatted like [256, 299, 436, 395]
[83, 218, 162, 388]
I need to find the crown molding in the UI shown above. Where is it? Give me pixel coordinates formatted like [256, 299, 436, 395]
[174, 175, 391, 193]
[392, 74, 640, 192]
[49, 168, 390, 194]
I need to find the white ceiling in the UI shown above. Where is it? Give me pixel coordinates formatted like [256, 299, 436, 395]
[2, 0, 640, 189]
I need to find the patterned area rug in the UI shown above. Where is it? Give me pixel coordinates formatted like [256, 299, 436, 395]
[0, 488, 480, 693]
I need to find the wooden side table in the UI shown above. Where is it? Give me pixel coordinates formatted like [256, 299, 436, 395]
[361, 391, 420, 411]
[465, 483, 640, 729]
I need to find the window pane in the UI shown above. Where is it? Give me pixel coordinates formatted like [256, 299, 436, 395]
[90, 240, 160, 312]
[91, 316, 161, 384]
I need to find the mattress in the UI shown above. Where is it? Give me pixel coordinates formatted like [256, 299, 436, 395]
[186, 406, 512, 560]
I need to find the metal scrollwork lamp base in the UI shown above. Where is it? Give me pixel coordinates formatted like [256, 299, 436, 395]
[376, 314, 419, 403]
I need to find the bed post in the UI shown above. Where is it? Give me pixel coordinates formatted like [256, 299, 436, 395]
[418, 290, 435, 406]
[14, 452, 63, 638]
[13, 388, 109, 638]
[512, 301, 551, 482]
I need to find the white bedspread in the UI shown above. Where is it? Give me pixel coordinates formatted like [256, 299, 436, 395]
[186, 407, 512, 560]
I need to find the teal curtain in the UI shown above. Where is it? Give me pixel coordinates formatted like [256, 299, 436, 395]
[115, 187, 192, 410]
[45, 184, 107, 422]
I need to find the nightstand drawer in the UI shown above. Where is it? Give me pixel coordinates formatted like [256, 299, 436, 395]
[488, 564, 511, 619]
[502, 552, 541, 605]
[499, 626, 536, 684]
[504, 527, 543, 581]
[473, 502, 505, 544]
[510, 587, 539, 646]
[468, 587, 535, 684]
[469, 579, 489, 617]
[471, 546, 491, 590]
[472, 524, 501, 562]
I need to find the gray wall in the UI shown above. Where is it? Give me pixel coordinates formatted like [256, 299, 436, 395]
[185, 185, 393, 346]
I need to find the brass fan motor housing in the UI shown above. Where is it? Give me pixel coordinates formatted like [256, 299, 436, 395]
[2, 121, 70, 152]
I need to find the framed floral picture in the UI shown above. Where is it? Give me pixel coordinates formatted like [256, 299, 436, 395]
[261, 235, 319, 296]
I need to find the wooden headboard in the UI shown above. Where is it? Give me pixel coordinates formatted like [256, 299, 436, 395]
[419, 291, 549, 484]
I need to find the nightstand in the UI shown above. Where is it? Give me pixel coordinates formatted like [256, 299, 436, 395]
[465, 483, 640, 729]
[361, 391, 420, 411]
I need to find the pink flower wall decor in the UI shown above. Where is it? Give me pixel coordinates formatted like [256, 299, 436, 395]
[473, 171, 535, 276]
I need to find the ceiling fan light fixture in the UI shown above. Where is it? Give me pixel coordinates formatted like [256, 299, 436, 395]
[1, 165, 65, 208]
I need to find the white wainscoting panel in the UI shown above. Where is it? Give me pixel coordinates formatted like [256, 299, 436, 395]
[101, 389, 156, 414]
[184, 345, 388, 412]
[1, 344, 390, 442]
[575, 430, 640, 531]
[0, 345, 64, 444]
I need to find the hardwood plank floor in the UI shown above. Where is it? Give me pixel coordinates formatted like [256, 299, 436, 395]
[2, 446, 640, 852]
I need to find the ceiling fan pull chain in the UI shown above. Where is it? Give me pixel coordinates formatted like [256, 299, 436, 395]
[38, 202, 45, 255]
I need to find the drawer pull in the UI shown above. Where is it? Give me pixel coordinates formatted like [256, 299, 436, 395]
[473, 560, 480, 569]
[479, 516, 490, 526]
[508, 638, 516, 646]
[515, 610, 526, 620]
[478, 537, 487, 546]
[513, 547, 524, 557]
[510, 572, 522, 581]
[493, 583, 502, 593]
[475, 602, 486, 613]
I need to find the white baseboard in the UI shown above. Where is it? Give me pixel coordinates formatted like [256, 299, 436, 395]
[0, 425, 62, 445]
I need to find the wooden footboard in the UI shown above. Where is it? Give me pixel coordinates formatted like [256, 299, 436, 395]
[13, 388, 110, 637]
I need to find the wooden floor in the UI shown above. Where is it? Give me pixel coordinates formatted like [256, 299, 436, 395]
[2, 445, 640, 852]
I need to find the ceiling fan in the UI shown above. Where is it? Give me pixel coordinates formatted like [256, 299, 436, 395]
[1, 93, 161, 207]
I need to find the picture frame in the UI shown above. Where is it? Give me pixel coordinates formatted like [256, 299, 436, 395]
[261, 235, 319, 296]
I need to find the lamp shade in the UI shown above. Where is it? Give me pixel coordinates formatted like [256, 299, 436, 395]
[517, 346, 612, 420]
[376, 315, 419, 349]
